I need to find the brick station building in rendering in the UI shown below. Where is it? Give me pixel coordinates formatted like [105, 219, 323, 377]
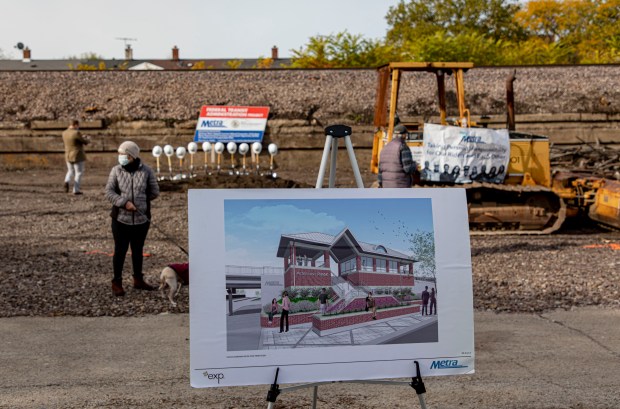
[276, 228, 415, 289]
[262, 229, 422, 335]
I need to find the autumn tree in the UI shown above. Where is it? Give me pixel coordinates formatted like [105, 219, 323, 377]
[516, 0, 620, 63]
[254, 56, 274, 69]
[226, 59, 243, 69]
[291, 0, 619, 66]
[191, 61, 207, 70]
[386, 0, 526, 45]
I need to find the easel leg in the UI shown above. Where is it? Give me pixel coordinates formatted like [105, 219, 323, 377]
[316, 135, 333, 188]
[265, 363, 428, 409]
[266, 367, 281, 409]
[312, 385, 318, 409]
[344, 135, 364, 188]
[410, 361, 427, 409]
[328, 138, 339, 188]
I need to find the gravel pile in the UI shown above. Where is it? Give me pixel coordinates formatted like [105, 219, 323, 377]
[0, 165, 618, 318]
[471, 232, 620, 312]
[0, 66, 618, 123]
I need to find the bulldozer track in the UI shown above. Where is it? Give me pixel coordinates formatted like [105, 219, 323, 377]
[413, 182, 567, 235]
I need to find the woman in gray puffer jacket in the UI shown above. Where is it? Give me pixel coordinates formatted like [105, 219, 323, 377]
[105, 141, 160, 297]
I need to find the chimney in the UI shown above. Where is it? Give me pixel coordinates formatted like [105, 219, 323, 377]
[125, 45, 133, 60]
[22, 47, 31, 63]
[271, 45, 278, 60]
[172, 45, 179, 61]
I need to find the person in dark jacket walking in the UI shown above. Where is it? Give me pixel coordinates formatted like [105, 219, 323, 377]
[105, 141, 160, 297]
[378, 124, 416, 188]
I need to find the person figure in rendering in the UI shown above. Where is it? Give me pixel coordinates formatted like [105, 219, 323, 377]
[318, 288, 329, 315]
[105, 141, 160, 297]
[421, 286, 430, 315]
[279, 291, 290, 333]
[268, 298, 278, 324]
[62, 119, 90, 195]
[378, 124, 416, 188]
[366, 291, 377, 320]
[430, 287, 437, 315]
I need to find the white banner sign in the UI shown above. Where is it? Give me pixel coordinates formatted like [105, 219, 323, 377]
[421, 123, 510, 184]
[189, 188, 474, 388]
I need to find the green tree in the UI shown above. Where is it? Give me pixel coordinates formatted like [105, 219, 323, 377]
[503, 37, 575, 64]
[405, 31, 509, 65]
[386, 0, 526, 46]
[408, 229, 435, 279]
[291, 31, 397, 68]
[290, 35, 333, 68]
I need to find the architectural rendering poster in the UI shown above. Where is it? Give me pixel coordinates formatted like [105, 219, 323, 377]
[421, 123, 510, 184]
[189, 188, 474, 388]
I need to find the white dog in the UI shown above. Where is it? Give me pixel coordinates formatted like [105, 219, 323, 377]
[159, 263, 189, 307]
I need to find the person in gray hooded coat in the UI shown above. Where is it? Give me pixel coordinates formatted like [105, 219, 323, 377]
[105, 141, 160, 297]
[378, 124, 416, 188]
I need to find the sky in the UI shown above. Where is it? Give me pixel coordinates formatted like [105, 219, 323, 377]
[224, 198, 434, 268]
[0, 0, 401, 60]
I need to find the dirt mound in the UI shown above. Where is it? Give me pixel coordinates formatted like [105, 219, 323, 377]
[158, 173, 312, 192]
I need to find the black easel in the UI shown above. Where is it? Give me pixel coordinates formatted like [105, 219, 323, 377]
[265, 361, 428, 409]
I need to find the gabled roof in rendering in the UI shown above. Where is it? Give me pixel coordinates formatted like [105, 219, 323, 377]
[277, 228, 414, 262]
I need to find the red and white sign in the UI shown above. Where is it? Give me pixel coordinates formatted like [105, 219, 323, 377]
[194, 106, 269, 142]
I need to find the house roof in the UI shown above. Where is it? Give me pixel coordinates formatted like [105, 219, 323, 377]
[276, 228, 414, 262]
[129, 62, 164, 70]
[0, 57, 293, 71]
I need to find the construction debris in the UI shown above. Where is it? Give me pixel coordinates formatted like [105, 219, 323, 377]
[551, 142, 620, 180]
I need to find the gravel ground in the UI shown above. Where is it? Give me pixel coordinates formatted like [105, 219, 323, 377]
[1, 162, 619, 318]
[0, 66, 618, 123]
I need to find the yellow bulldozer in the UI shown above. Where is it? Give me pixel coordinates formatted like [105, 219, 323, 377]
[370, 62, 620, 234]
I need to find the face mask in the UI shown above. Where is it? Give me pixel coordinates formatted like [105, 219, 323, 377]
[118, 154, 130, 166]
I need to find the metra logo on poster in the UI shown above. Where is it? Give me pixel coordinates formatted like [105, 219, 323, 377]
[459, 132, 485, 144]
[430, 360, 467, 369]
[200, 120, 226, 128]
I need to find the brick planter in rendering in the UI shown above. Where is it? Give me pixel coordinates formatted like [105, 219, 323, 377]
[312, 304, 421, 336]
[343, 272, 414, 287]
[260, 311, 317, 328]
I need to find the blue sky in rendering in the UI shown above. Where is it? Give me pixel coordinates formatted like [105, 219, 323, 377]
[225, 198, 434, 267]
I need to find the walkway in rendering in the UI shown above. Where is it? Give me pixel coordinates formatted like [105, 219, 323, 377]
[259, 313, 438, 349]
